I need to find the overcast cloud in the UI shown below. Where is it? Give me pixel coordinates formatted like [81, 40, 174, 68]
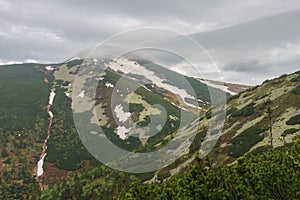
[1, 0, 300, 85]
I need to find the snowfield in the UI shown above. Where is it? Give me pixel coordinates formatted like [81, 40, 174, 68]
[199, 79, 237, 96]
[105, 58, 197, 108]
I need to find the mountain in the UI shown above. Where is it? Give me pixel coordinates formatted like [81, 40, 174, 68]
[0, 55, 232, 197]
[36, 69, 300, 199]
[0, 56, 299, 199]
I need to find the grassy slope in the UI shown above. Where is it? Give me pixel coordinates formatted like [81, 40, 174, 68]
[204, 71, 300, 165]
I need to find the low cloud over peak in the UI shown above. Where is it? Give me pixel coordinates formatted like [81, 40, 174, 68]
[1, 1, 300, 84]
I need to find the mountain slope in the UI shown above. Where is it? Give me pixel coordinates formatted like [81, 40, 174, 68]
[38, 141, 300, 199]
[0, 56, 232, 197]
[1, 57, 299, 199]
[186, 70, 300, 167]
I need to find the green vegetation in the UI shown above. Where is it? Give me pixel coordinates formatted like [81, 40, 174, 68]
[259, 99, 272, 110]
[0, 64, 52, 198]
[228, 125, 268, 157]
[102, 126, 142, 152]
[286, 114, 300, 125]
[136, 115, 151, 127]
[292, 85, 300, 95]
[102, 69, 196, 150]
[66, 59, 83, 68]
[143, 62, 229, 105]
[37, 141, 300, 200]
[0, 62, 300, 199]
[230, 102, 255, 117]
[246, 145, 271, 156]
[290, 74, 300, 82]
[189, 130, 206, 153]
[46, 88, 95, 170]
[129, 103, 145, 122]
[284, 128, 299, 135]
[0, 64, 50, 130]
[38, 165, 133, 200]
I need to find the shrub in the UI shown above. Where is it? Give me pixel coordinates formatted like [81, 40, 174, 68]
[1, 148, 9, 158]
[157, 171, 171, 181]
[247, 145, 271, 156]
[292, 85, 300, 95]
[243, 103, 255, 116]
[259, 99, 272, 110]
[290, 74, 300, 82]
[3, 158, 11, 164]
[286, 114, 300, 125]
[227, 107, 237, 116]
[230, 103, 255, 117]
[284, 128, 299, 135]
[66, 59, 83, 68]
[228, 125, 268, 158]
[205, 111, 211, 119]
[189, 130, 206, 153]
[129, 103, 144, 113]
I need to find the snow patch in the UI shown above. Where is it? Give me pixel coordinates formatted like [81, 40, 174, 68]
[96, 77, 104, 81]
[93, 58, 98, 65]
[105, 82, 114, 88]
[116, 126, 130, 140]
[114, 104, 131, 123]
[49, 91, 56, 105]
[105, 58, 197, 107]
[48, 111, 54, 118]
[67, 56, 81, 62]
[199, 79, 237, 95]
[76, 90, 85, 98]
[37, 154, 47, 177]
[45, 66, 54, 71]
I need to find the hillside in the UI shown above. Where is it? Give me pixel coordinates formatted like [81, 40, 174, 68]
[0, 57, 231, 198]
[212, 71, 300, 164]
[38, 140, 300, 199]
[0, 58, 299, 199]
[34, 69, 300, 200]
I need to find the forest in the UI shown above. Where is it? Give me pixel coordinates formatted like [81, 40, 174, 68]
[36, 140, 300, 200]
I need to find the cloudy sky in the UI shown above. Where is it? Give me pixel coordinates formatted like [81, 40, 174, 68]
[1, 0, 300, 85]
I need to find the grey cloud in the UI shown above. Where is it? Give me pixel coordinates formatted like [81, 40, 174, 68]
[1, 0, 300, 85]
[191, 10, 300, 50]
[223, 59, 271, 73]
